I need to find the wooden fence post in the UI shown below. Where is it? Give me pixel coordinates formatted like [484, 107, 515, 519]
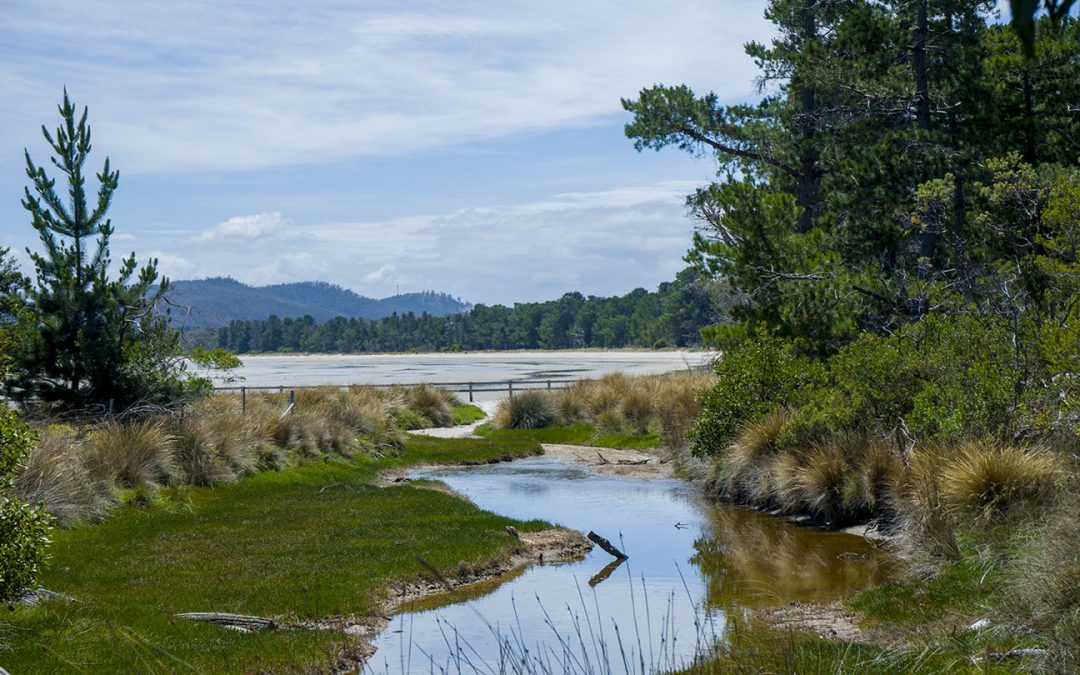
[468, 382, 474, 403]
[508, 380, 514, 398]
[241, 387, 247, 416]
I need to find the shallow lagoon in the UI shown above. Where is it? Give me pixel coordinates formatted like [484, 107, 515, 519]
[365, 456, 894, 674]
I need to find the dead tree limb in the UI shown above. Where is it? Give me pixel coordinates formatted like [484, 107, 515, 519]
[587, 531, 628, 560]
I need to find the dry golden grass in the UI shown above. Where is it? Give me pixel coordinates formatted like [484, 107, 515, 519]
[939, 440, 1061, 521]
[170, 397, 266, 486]
[495, 390, 561, 429]
[406, 383, 457, 427]
[13, 425, 114, 525]
[1006, 486, 1080, 671]
[543, 370, 714, 444]
[84, 421, 177, 493]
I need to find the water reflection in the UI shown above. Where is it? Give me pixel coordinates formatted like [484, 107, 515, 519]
[364, 457, 892, 674]
[694, 505, 894, 610]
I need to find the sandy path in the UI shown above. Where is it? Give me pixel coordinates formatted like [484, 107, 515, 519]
[408, 399, 501, 439]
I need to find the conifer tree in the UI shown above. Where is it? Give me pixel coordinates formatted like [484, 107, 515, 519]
[11, 92, 191, 410]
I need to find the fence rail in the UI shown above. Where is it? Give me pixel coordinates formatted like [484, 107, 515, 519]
[214, 378, 577, 403]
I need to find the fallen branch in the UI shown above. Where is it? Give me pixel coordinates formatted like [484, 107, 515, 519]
[587, 531, 628, 560]
[175, 612, 279, 631]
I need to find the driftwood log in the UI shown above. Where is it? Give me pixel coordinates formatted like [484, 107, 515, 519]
[175, 612, 279, 631]
[587, 531, 628, 560]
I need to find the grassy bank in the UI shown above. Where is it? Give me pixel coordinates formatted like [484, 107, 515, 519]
[2, 433, 547, 672]
[488, 371, 715, 450]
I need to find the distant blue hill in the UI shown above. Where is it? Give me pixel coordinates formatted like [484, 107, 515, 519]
[159, 277, 470, 330]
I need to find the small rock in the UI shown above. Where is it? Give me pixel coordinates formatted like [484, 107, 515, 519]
[969, 618, 991, 631]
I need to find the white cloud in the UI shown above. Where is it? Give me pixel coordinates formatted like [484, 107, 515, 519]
[189, 212, 291, 244]
[0, 1, 767, 173]
[147, 180, 699, 303]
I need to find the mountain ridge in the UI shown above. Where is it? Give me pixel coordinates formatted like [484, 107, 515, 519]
[161, 277, 470, 329]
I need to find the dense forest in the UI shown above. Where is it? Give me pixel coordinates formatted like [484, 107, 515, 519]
[204, 267, 731, 353]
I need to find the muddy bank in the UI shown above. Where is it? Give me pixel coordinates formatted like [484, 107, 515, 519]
[541, 443, 676, 479]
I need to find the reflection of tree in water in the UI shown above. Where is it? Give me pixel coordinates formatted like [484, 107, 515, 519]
[691, 505, 895, 611]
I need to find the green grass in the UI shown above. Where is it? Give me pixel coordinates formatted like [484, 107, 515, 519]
[450, 403, 487, 425]
[0, 435, 546, 673]
[476, 421, 660, 450]
[679, 627, 1022, 674]
[850, 556, 1002, 627]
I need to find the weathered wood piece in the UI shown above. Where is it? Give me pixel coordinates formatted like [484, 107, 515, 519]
[587, 531, 628, 560]
[175, 612, 279, 631]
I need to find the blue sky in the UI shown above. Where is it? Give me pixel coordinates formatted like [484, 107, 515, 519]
[0, 1, 1010, 305]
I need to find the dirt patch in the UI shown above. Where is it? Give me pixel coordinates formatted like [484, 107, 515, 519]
[374, 468, 478, 503]
[757, 601, 877, 645]
[542, 443, 676, 479]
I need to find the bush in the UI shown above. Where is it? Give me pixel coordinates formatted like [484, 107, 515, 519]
[0, 409, 52, 603]
[691, 335, 824, 455]
[496, 391, 560, 429]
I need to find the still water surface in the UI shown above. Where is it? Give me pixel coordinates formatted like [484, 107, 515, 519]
[365, 456, 894, 674]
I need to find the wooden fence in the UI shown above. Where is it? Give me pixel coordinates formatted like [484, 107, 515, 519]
[214, 378, 576, 405]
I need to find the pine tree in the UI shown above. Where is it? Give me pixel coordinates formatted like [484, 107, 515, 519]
[11, 92, 192, 410]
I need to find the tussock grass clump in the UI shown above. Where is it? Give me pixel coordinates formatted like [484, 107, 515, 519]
[406, 384, 456, 428]
[13, 425, 114, 525]
[84, 421, 177, 493]
[718, 408, 788, 502]
[939, 440, 1060, 521]
[892, 447, 961, 562]
[171, 397, 265, 486]
[495, 391, 561, 429]
[550, 371, 715, 445]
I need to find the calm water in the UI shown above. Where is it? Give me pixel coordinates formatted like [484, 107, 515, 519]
[365, 457, 894, 674]
[223, 351, 712, 390]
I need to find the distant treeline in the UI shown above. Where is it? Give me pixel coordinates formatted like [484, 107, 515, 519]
[199, 268, 732, 354]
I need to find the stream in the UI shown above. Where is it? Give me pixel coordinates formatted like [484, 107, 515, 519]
[365, 456, 894, 674]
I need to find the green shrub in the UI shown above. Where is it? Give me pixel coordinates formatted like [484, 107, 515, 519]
[691, 334, 824, 456]
[0, 409, 52, 603]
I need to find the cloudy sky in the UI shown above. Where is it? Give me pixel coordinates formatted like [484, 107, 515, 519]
[0, 1, 1007, 304]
